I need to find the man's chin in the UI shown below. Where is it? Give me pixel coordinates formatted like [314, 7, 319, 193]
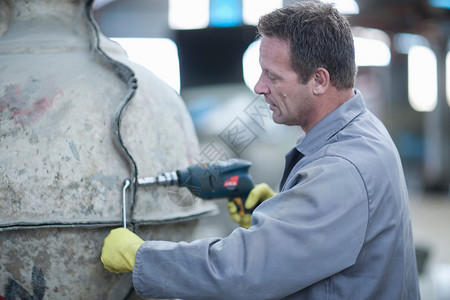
[272, 116, 284, 125]
[272, 116, 298, 127]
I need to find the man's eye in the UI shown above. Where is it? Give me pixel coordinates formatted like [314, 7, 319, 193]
[264, 70, 278, 82]
[268, 74, 277, 82]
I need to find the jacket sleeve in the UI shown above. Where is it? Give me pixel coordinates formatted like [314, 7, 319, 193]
[133, 156, 368, 300]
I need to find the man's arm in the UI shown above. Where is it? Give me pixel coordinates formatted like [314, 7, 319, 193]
[132, 156, 369, 300]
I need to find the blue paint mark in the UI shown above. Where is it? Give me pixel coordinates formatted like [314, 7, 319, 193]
[68, 140, 80, 161]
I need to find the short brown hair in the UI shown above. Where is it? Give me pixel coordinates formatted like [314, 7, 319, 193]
[257, 1, 357, 89]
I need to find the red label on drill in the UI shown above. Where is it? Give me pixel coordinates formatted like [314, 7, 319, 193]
[223, 175, 239, 188]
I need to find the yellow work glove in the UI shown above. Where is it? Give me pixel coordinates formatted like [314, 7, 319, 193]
[227, 183, 276, 229]
[101, 228, 144, 273]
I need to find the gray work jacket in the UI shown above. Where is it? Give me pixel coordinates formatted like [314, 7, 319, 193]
[133, 90, 420, 300]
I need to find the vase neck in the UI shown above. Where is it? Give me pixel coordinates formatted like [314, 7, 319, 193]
[0, 0, 93, 53]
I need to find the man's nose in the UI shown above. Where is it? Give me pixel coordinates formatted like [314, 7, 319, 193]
[254, 74, 269, 95]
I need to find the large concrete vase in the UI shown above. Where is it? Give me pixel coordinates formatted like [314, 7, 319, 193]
[0, 0, 216, 298]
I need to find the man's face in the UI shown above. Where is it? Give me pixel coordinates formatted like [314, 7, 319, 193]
[254, 36, 315, 128]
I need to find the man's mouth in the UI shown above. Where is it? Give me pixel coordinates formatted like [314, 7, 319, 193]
[265, 98, 277, 111]
[268, 102, 277, 111]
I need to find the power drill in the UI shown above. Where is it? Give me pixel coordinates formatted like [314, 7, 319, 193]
[138, 159, 254, 216]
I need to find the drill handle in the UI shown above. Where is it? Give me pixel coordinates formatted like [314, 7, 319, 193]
[231, 195, 253, 217]
[231, 182, 276, 217]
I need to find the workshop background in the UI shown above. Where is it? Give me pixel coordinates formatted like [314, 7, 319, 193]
[94, 0, 450, 299]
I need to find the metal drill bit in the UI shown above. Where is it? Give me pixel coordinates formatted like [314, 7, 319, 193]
[138, 171, 178, 187]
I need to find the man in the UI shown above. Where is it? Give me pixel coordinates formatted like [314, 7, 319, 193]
[101, 1, 421, 299]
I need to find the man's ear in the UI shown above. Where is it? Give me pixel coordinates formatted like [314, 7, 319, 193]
[313, 68, 330, 95]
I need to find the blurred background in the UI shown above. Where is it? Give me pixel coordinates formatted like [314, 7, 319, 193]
[93, 0, 449, 298]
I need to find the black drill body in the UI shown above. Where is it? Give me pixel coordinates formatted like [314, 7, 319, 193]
[138, 159, 254, 202]
[176, 159, 254, 200]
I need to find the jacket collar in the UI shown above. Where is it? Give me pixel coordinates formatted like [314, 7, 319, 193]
[296, 89, 366, 155]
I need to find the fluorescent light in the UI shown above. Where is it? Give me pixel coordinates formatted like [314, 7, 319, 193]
[408, 46, 438, 112]
[354, 37, 391, 66]
[430, 0, 450, 9]
[242, 0, 283, 25]
[242, 39, 261, 91]
[169, 0, 209, 30]
[210, 0, 242, 27]
[393, 33, 430, 54]
[353, 26, 391, 47]
[112, 38, 181, 93]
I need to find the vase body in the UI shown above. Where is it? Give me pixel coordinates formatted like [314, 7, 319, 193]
[0, 0, 215, 298]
